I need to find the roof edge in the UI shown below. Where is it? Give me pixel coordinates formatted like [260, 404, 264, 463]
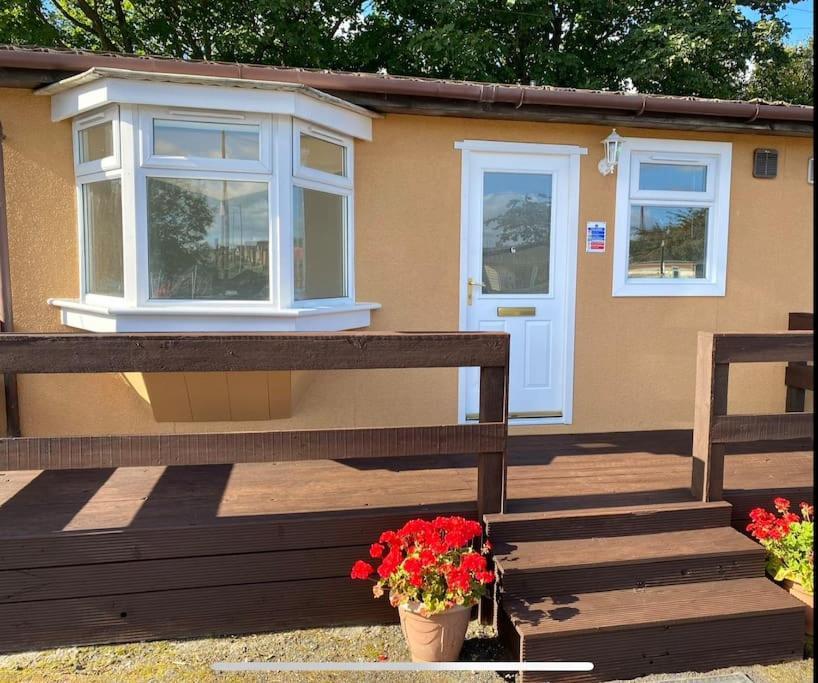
[0, 45, 813, 126]
[34, 67, 380, 118]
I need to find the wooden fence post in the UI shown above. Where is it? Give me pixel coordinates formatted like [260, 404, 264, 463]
[477, 360, 508, 627]
[785, 312, 813, 413]
[691, 332, 729, 501]
[477, 365, 508, 519]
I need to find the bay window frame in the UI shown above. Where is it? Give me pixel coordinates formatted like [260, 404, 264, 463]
[139, 105, 273, 175]
[70, 106, 362, 319]
[612, 138, 732, 298]
[73, 104, 121, 176]
[290, 119, 355, 307]
[292, 120, 353, 188]
[76, 169, 125, 307]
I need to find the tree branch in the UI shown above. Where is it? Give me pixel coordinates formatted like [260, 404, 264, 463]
[111, 0, 135, 52]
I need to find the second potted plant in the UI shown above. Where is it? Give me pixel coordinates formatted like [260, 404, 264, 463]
[350, 516, 494, 662]
[747, 497, 814, 635]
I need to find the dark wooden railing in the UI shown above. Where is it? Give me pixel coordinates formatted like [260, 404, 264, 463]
[691, 329, 814, 501]
[785, 312, 813, 413]
[0, 332, 510, 518]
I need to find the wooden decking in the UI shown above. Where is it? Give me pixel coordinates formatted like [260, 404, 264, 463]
[0, 429, 811, 652]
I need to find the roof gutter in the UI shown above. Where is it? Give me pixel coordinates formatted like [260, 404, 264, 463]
[0, 47, 813, 125]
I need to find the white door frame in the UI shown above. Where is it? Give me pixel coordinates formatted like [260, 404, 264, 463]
[455, 139, 585, 425]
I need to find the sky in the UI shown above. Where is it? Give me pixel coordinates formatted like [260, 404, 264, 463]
[741, 0, 814, 45]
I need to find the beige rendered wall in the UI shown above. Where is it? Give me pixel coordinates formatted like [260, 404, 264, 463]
[0, 87, 813, 437]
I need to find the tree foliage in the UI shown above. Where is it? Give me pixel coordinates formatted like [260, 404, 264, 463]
[746, 36, 813, 105]
[0, 0, 811, 102]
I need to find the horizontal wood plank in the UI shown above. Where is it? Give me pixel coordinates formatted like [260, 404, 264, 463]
[0, 423, 505, 471]
[508, 577, 803, 637]
[0, 504, 475, 570]
[712, 332, 813, 363]
[0, 545, 370, 603]
[784, 363, 813, 391]
[0, 332, 509, 373]
[0, 577, 397, 653]
[711, 413, 814, 443]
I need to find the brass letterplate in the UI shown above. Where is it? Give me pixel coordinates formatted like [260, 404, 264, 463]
[496, 306, 536, 317]
[466, 410, 563, 420]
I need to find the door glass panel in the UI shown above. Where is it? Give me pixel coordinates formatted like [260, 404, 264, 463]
[482, 172, 552, 294]
[638, 163, 707, 192]
[628, 205, 708, 279]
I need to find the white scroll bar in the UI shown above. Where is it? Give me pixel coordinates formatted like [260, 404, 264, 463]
[213, 661, 594, 672]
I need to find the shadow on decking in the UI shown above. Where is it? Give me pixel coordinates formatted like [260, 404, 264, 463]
[0, 430, 811, 537]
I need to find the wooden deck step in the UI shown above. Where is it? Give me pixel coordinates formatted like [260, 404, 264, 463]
[500, 577, 805, 683]
[495, 527, 764, 595]
[485, 500, 732, 543]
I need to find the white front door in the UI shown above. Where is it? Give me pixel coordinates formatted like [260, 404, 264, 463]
[458, 142, 582, 423]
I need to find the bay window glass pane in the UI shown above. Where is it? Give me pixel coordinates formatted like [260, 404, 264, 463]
[293, 187, 346, 300]
[482, 172, 552, 294]
[148, 178, 269, 300]
[83, 179, 123, 296]
[78, 121, 114, 163]
[153, 120, 260, 160]
[629, 205, 708, 279]
[300, 133, 346, 175]
[639, 163, 707, 192]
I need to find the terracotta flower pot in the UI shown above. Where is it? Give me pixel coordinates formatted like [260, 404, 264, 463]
[783, 579, 814, 636]
[398, 602, 471, 662]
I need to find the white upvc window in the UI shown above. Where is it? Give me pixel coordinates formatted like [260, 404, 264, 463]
[612, 138, 732, 297]
[136, 107, 276, 306]
[54, 97, 377, 332]
[291, 120, 354, 306]
[73, 105, 120, 175]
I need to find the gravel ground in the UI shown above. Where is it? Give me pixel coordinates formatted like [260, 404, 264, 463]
[0, 625, 811, 683]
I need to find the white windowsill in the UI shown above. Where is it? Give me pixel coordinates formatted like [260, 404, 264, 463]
[49, 298, 381, 332]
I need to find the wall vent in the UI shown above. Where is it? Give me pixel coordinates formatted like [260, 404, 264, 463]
[753, 149, 778, 178]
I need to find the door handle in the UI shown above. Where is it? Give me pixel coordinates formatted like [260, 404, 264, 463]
[467, 277, 485, 305]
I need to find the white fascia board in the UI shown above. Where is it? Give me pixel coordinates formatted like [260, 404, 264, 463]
[48, 76, 373, 140]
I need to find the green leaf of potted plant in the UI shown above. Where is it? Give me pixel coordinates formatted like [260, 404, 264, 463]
[350, 516, 494, 662]
[747, 498, 814, 635]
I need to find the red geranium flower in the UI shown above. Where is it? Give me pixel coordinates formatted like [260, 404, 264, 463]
[774, 497, 791, 513]
[351, 560, 374, 580]
[350, 516, 494, 616]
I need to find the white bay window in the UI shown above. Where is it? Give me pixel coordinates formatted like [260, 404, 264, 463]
[612, 138, 732, 297]
[42, 68, 378, 331]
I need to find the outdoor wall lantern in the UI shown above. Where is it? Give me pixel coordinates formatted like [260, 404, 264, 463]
[598, 129, 624, 176]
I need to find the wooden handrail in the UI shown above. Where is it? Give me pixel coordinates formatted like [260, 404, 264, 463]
[0, 332, 509, 373]
[691, 329, 814, 501]
[0, 331, 510, 520]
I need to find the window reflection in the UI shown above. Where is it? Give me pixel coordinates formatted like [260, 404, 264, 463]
[153, 120, 260, 160]
[482, 172, 552, 294]
[639, 163, 707, 192]
[293, 187, 346, 300]
[84, 179, 123, 296]
[79, 121, 114, 163]
[628, 205, 708, 279]
[147, 178, 269, 300]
